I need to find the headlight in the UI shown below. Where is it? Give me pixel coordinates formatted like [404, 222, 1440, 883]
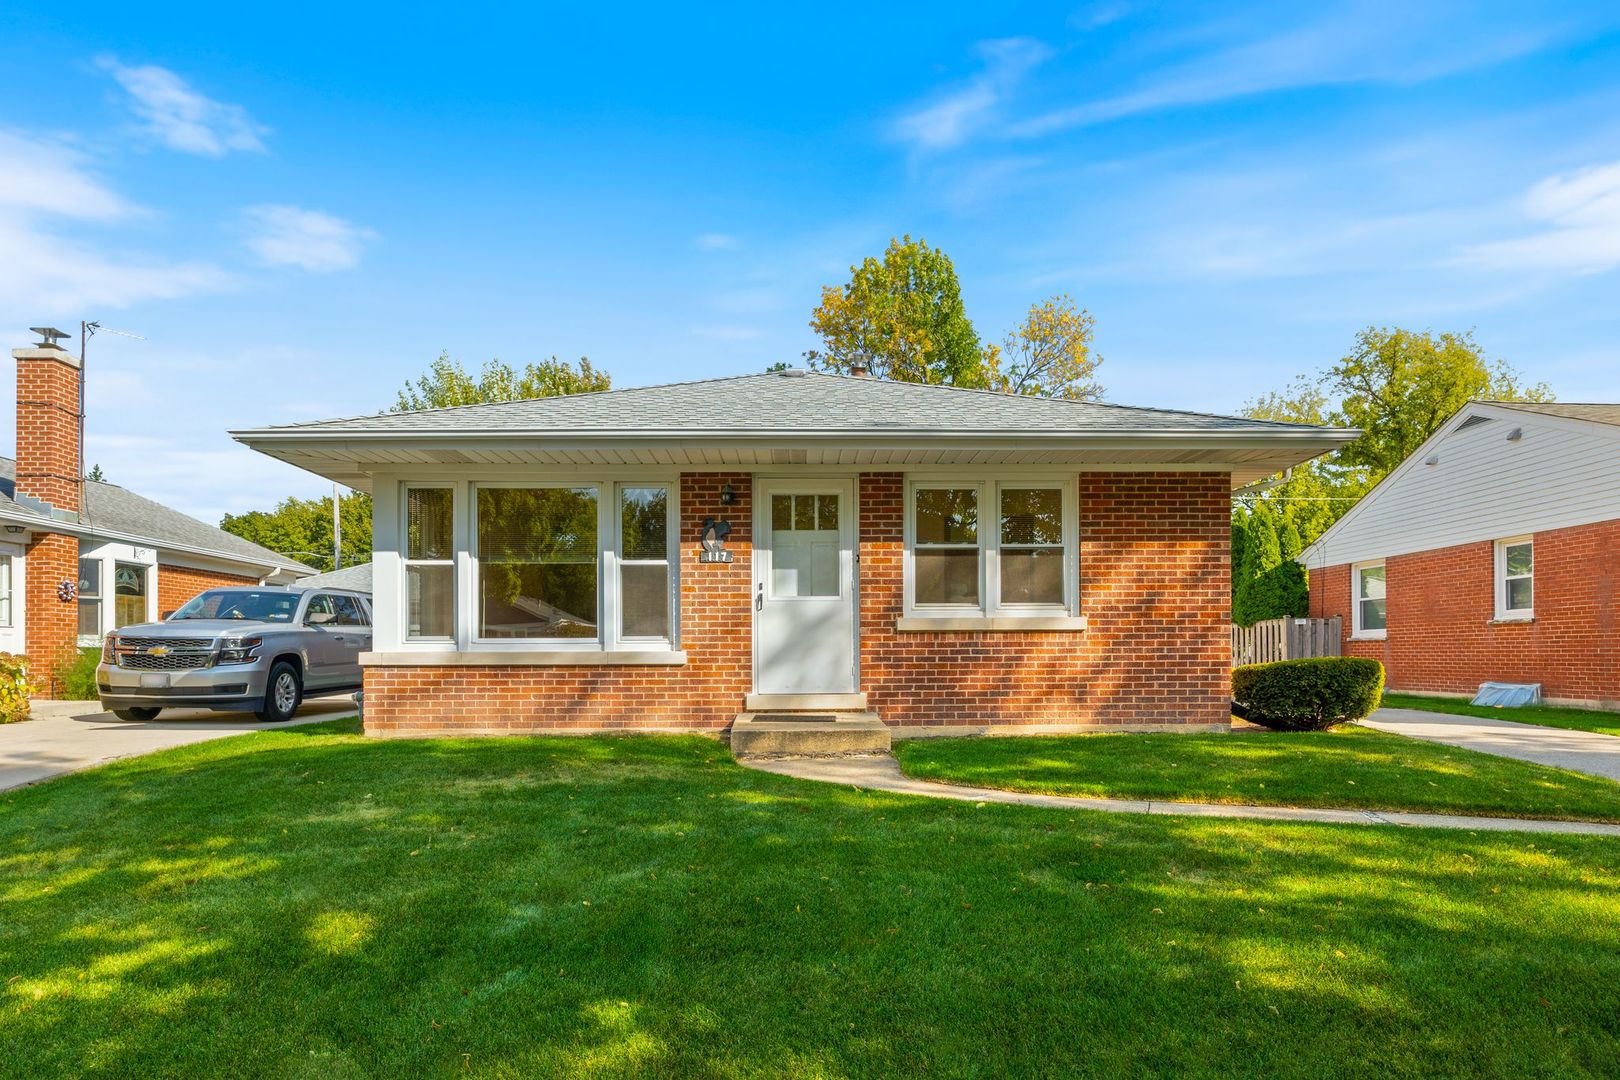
[217, 636, 263, 665]
[102, 634, 118, 663]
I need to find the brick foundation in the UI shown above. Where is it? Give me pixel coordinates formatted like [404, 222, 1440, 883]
[157, 564, 260, 615]
[362, 470, 1234, 736]
[1309, 518, 1620, 707]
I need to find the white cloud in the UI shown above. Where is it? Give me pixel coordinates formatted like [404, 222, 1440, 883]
[1459, 161, 1620, 275]
[99, 57, 268, 157]
[695, 232, 740, 250]
[1011, 7, 1572, 137]
[0, 130, 229, 315]
[893, 38, 1051, 151]
[243, 205, 375, 272]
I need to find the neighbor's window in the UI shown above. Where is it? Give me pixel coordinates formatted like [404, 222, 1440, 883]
[77, 550, 102, 638]
[1353, 562, 1386, 636]
[0, 555, 12, 627]
[477, 486, 600, 640]
[1497, 537, 1533, 619]
[113, 562, 148, 629]
[404, 487, 454, 640]
[908, 480, 1074, 616]
[619, 486, 671, 640]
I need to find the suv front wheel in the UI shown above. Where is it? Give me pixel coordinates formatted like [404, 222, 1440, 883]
[257, 661, 303, 723]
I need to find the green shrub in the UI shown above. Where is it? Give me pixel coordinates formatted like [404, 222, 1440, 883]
[54, 647, 103, 702]
[1232, 657, 1385, 732]
[0, 652, 41, 722]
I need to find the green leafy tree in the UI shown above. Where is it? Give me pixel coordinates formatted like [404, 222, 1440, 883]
[993, 294, 1104, 400]
[220, 492, 373, 573]
[805, 236, 994, 387]
[1325, 327, 1551, 478]
[86, 464, 107, 483]
[1232, 502, 1307, 625]
[394, 353, 609, 412]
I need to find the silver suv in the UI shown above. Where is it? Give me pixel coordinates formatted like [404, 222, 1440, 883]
[97, 586, 373, 723]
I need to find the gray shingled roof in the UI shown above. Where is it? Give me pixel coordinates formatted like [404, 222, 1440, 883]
[0, 457, 313, 574]
[1479, 401, 1620, 428]
[297, 562, 373, 592]
[237, 370, 1344, 438]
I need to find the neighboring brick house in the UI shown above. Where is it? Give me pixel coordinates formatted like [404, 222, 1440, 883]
[233, 370, 1352, 736]
[1302, 401, 1620, 709]
[3, 332, 314, 694]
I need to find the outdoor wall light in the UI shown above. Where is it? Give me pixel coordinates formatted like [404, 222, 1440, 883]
[720, 483, 736, 505]
[3, 525, 22, 534]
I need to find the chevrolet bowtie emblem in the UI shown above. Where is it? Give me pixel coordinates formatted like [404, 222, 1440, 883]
[146, 646, 170, 657]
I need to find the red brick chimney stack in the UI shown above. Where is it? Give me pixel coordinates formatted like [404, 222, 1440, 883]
[13, 331, 83, 516]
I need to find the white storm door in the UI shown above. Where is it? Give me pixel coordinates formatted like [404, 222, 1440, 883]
[755, 480, 856, 695]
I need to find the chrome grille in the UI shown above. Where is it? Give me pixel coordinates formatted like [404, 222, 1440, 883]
[111, 637, 215, 671]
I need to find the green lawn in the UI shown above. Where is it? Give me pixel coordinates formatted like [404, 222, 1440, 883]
[1380, 692, 1620, 738]
[3, 721, 1619, 1077]
[894, 724, 1620, 821]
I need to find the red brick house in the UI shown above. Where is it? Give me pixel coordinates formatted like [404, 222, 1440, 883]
[5, 333, 313, 694]
[233, 370, 1351, 736]
[1302, 401, 1620, 709]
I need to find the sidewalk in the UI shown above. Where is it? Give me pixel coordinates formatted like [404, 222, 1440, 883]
[1361, 706, 1620, 782]
[743, 753, 1620, 837]
[0, 700, 354, 792]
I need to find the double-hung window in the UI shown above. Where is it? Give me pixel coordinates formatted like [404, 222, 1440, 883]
[906, 477, 1077, 620]
[1352, 561, 1386, 638]
[403, 487, 455, 641]
[77, 547, 102, 638]
[1495, 537, 1533, 620]
[0, 555, 13, 628]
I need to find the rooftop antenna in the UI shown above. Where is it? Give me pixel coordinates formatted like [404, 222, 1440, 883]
[79, 321, 145, 520]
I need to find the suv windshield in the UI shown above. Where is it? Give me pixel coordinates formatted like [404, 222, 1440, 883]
[170, 589, 300, 622]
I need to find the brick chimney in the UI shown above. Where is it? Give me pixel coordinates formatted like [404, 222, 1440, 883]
[14, 329, 82, 516]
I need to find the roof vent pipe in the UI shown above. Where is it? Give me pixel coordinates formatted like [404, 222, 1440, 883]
[849, 360, 869, 377]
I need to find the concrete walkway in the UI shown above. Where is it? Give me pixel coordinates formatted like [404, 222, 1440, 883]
[744, 754, 1620, 836]
[1362, 706, 1620, 782]
[0, 699, 354, 792]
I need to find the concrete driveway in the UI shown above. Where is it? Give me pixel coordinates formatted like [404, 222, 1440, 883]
[0, 699, 355, 792]
[1362, 707, 1620, 782]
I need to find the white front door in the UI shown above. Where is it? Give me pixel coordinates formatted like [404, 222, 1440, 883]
[754, 479, 856, 695]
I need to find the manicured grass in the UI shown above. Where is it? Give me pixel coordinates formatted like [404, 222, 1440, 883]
[1381, 692, 1620, 738]
[893, 725, 1620, 822]
[2, 721, 1619, 1077]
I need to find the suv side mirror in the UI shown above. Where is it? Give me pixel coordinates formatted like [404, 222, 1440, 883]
[306, 610, 337, 626]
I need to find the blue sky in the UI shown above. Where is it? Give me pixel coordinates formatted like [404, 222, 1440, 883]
[2, 2, 1618, 524]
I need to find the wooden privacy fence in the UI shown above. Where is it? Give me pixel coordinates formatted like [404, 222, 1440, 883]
[1231, 617, 1342, 667]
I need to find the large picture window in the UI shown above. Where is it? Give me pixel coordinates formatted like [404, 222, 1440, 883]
[477, 486, 600, 640]
[404, 487, 454, 640]
[906, 478, 1075, 618]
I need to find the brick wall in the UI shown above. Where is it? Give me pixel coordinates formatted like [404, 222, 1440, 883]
[860, 471, 1232, 730]
[1309, 518, 1620, 707]
[25, 532, 80, 694]
[14, 348, 82, 513]
[157, 564, 259, 615]
[362, 470, 1233, 736]
[362, 472, 754, 735]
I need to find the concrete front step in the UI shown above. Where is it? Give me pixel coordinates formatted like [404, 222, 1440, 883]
[729, 711, 891, 758]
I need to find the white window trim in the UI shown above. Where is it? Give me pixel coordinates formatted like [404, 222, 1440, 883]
[404, 477, 679, 654]
[77, 542, 157, 645]
[1350, 559, 1387, 640]
[1494, 535, 1534, 622]
[902, 475, 1080, 623]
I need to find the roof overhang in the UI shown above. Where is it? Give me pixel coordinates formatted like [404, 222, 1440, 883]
[231, 427, 1360, 493]
[0, 505, 315, 578]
